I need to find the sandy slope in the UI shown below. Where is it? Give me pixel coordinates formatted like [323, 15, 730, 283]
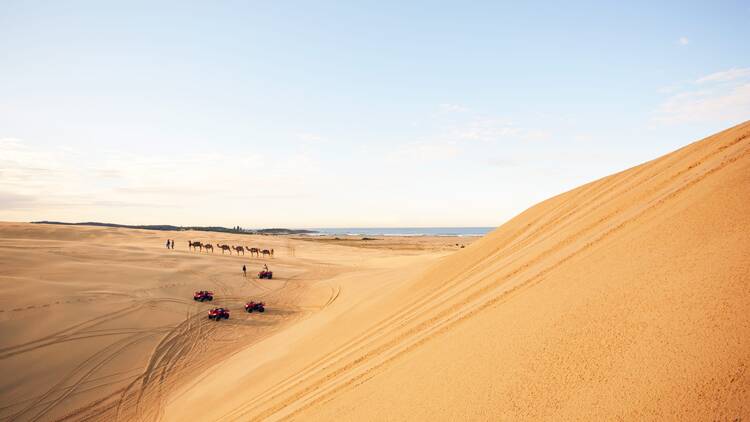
[0, 223, 468, 421]
[163, 121, 750, 421]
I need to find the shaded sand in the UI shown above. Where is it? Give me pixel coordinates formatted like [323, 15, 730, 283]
[163, 121, 750, 421]
[0, 223, 471, 421]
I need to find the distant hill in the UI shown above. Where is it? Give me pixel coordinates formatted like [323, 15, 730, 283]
[31, 221, 317, 235]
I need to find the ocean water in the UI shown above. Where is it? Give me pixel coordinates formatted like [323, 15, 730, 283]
[308, 227, 494, 237]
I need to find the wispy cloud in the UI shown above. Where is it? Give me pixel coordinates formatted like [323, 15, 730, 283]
[450, 117, 550, 143]
[654, 67, 750, 124]
[296, 132, 327, 143]
[487, 158, 518, 168]
[391, 141, 460, 162]
[438, 103, 470, 113]
[678, 36, 689, 46]
[390, 105, 551, 164]
[0, 137, 323, 221]
[695, 67, 750, 84]
[0, 191, 37, 210]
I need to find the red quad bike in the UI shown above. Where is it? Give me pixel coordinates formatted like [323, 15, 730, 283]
[193, 291, 214, 301]
[244, 301, 265, 313]
[208, 308, 230, 320]
[258, 270, 273, 279]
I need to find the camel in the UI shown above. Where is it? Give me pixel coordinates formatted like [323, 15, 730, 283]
[233, 245, 245, 255]
[247, 247, 260, 257]
[216, 244, 231, 254]
[188, 240, 203, 252]
[204, 244, 214, 253]
[261, 248, 274, 258]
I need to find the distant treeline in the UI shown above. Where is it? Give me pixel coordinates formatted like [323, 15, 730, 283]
[31, 221, 317, 235]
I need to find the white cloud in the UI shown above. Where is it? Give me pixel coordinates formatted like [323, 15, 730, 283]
[695, 67, 750, 84]
[657, 84, 681, 94]
[387, 107, 550, 166]
[654, 84, 750, 124]
[296, 132, 327, 143]
[654, 67, 750, 125]
[678, 36, 689, 46]
[450, 117, 549, 142]
[391, 142, 460, 162]
[0, 191, 37, 210]
[438, 103, 469, 113]
[389, 107, 552, 165]
[487, 158, 517, 168]
[0, 138, 324, 223]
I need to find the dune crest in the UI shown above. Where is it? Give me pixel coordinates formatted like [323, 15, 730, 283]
[164, 121, 750, 421]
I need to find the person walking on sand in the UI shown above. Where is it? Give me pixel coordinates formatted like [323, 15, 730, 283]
[166, 239, 170, 249]
[171, 239, 175, 249]
[242, 265, 247, 277]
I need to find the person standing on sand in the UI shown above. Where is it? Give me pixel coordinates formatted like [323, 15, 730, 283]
[166, 239, 170, 249]
[242, 265, 247, 277]
[171, 239, 175, 249]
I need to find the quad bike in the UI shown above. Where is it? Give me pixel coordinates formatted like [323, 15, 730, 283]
[208, 307, 230, 320]
[258, 271, 273, 279]
[193, 291, 214, 301]
[244, 301, 266, 313]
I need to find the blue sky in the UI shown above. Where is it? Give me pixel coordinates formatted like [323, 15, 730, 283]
[1, 1, 748, 227]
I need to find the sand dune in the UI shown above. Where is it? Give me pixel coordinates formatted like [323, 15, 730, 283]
[0, 223, 468, 421]
[162, 121, 750, 420]
[2, 121, 748, 421]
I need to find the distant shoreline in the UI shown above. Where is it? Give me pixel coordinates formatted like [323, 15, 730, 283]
[30, 221, 317, 236]
[28, 221, 494, 237]
[308, 227, 494, 237]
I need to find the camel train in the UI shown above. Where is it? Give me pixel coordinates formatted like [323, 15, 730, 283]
[244, 247, 273, 257]
[186, 240, 273, 257]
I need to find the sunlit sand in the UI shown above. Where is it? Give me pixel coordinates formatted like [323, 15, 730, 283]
[1, 121, 748, 420]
